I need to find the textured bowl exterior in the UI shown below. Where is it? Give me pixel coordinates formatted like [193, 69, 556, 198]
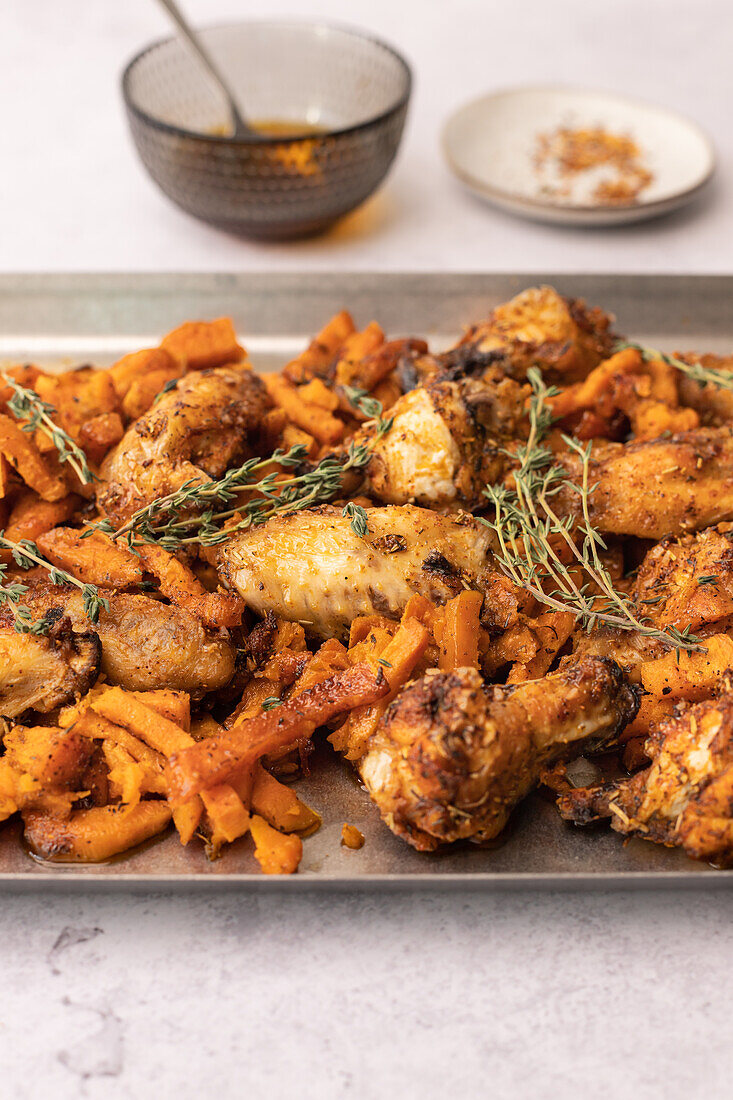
[122, 22, 411, 239]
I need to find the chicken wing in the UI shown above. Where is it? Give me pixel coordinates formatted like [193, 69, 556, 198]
[99, 365, 271, 522]
[0, 615, 100, 719]
[557, 690, 733, 866]
[357, 656, 638, 850]
[455, 286, 615, 383]
[218, 504, 494, 639]
[19, 585, 235, 697]
[362, 372, 527, 508]
[558, 428, 733, 539]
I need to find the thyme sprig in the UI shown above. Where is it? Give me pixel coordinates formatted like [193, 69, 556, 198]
[615, 340, 733, 392]
[92, 442, 371, 551]
[481, 367, 703, 652]
[1, 373, 95, 484]
[343, 386, 394, 440]
[0, 534, 109, 635]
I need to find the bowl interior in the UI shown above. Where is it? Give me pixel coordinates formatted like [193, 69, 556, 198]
[124, 22, 411, 138]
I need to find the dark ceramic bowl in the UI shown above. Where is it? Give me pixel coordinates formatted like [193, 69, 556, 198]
[121, 21, 412, 240]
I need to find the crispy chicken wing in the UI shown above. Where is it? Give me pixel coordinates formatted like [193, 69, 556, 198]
[218, 504, 494, 639]
[633, 524, 733, 632]
[362, 372, 527, 508]
[559, 428, 733, 539]
[357, 656, 638, 850]
[456, 287, 615, 383]
[19, 585, 235, 697]
[557, 690, 733, 866]
[0, 616, 100, 719]
[98, 365, 271, 522]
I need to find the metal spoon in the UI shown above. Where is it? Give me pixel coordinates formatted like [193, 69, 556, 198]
[156, 0, 260, 139]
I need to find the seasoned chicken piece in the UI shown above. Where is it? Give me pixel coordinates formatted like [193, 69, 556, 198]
[357, 656, 638, 851]
[0, 616, 100, 719]
[557, 690, 733, 867]
[362, 372, 527, 508]
[98, 365, 271, 522]
[20, 585, 235, 697]
[678, 355, 733, 426]
[558, 427, 733, 539]
[455, 286, 615, 383]
[219, 504, 494, 639]
[633, 524, 733, 632]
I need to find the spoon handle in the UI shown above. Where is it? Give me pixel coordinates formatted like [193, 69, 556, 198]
[155, 0, 256, 137]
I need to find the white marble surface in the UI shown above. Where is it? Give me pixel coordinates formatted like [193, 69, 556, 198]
[3, 1, 733, 1096]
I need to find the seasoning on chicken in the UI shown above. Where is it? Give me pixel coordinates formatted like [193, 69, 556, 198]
[0, 615, 100, 719]
[357, 656, 638, 851]
[98, 364, 271, 522]
[219, 504, 494, 640]
[362, 372, 527, 508]
[17, 585, 235, 697]
[557, 689, 733, 867]
[455, 286, 615, 382]
[557, 427, 733, 539]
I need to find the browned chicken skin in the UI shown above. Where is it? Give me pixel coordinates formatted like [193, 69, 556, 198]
[17, 585, 235, 697]
[219, 504, 494, 639]
[0, 615, 100, 719]
[558, 428, 733, 539]
[99, 365, 271, 522]
[558, 690, 733, 867]
[358, 656, 638, 851]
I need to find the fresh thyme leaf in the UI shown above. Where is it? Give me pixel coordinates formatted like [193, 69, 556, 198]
[1, 372, 95, 484]
[697, 575, 719, 585]
[614, 340, 733, 392]
[153, 377, 181, 404]
[342, 501, 369, 538]
[480, 369, 704, 653]
[261, 696, 282, 711]
[344, 385, 394, 440]
[377, 658, 393, 668]
[93, 443, 371, 550]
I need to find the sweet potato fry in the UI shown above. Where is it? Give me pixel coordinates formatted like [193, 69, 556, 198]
[251, 763, 321, 835]
[0, 365, 42, 412]
[122, 366, 181, 421]
[640, 634, 733, 701]
[166, 663, 389, 803]
[74, 711, 168, 794]
[3, 725, 92, 790]
[333, 322, 386, 388]
[23, 801, 172, 862]
[265, 374, 346, 445]
[435, 590, 483, 672]
[136, 543, 244, 628]
[283, 310, 355, 383]
[37, 527, 143, 588]
[340, 336, 428, 393]
[506, 611, 576, 682]
[4, 490, 78, 542]
[0, 414, 68, 500]
[201, 785, 251, 853]
[109, 347, 178, 400]
[548, 347, 643, 419]
[171, 799, 203, 846]
[250, 813, 303, 874]
[161, 318, 244, 370]
[0, 454, 14, 499]
[331, 615, 430, 761]
[33, 369, 121, 444]
[102, 741, 145, 806]
[91, 688, 192, 757]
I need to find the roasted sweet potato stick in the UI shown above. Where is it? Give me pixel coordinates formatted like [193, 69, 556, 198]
[37, 527, 143, 588]
[250, 813, 303, 874]
[136, 543, 245, 629]
[0, 414, 68, 500]
[23, 801, 172, 862]
[436, 590, 483, 671]
[166, 663, 389, 804]
[251, 763, 321, 835]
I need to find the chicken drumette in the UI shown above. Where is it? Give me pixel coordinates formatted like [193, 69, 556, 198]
[557, 688, 733, 867]
[357, 656, 638, 851]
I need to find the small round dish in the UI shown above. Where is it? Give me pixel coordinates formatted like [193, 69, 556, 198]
[122, 21, 411, 240]
[442, 86, 715, 226]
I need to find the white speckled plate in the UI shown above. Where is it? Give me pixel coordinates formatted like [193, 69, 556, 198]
[442, 86, 716, 226]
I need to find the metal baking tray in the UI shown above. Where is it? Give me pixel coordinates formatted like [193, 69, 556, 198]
[2, 271, 732, 889]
